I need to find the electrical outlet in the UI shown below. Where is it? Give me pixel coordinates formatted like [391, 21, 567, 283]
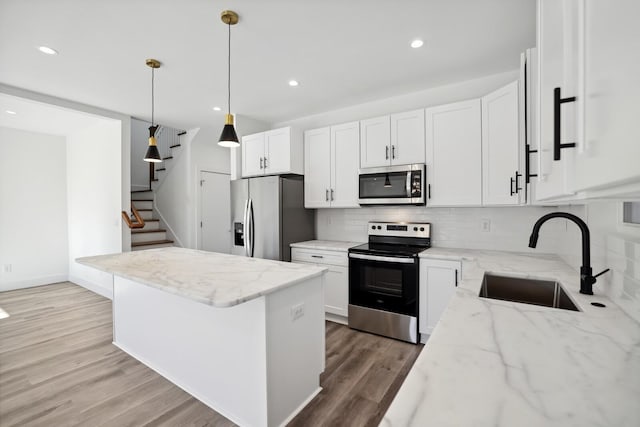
[481, 219, 491, 232]
[290, 303, 305, 321]
[3, 264, 12, 273]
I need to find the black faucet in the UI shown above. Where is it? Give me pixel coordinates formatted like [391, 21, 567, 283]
[528, 212, 609, 295]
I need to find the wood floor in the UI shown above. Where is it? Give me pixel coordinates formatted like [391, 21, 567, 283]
[0, 283, 422, 427]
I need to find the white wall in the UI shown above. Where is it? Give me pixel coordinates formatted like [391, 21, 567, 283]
[556, 202, 640, 323]
[154, 128, 200, 248]
[131, 118, 150, 190]
[317, 206, 562, 254]
[0, 127, 69, 291]
[67, 119, 123, 298]
[274, 70, 519, 130]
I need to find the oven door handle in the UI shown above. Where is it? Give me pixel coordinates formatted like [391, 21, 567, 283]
[349, 253, 416, 264]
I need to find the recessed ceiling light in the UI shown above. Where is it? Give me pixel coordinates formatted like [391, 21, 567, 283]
[38, 46, 58, 55]
[410, 39, 424, 49]
[5, 110, 17, 115]
[288, 80, 299, 87]
[213, 106, 222, 111]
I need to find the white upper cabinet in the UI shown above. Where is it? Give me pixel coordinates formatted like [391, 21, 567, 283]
[360, 111, 425, 169]
[390, 109, 426, 166]
[242, 133, 265, 177]
[330, 122, 360, 208]
[535, 0, 581, 200]
[241, 127, 303, 178]
[425, 99, 483, 206]
[359, 116, 391, 168]
[304, 122, 359, 208]
[303, 127, 332, 208]
[573, 0, 640, 193]
[482, 80, 523, 205]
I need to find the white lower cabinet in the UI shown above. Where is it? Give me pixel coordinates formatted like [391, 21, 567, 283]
[291, 248, 348, 318]
[419, 258, 461, 336]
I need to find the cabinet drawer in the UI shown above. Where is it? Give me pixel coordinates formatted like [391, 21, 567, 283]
[291, 248, 348, 267]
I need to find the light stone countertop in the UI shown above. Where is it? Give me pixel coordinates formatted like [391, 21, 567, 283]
[382, 248, 640, 427]
[76, 247, 327, 308]
[290, 240, 364, 252]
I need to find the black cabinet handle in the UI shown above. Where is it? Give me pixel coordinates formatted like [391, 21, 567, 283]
[510, 176, 515, 196]
[455, 269, 458, 287]
[515, 171, 522, 194]
[428, 184, 431, 199]
[525, 144, 538, 184]
[553, 87, 577, 161]
[385, 146, 389, 160]
[311, 255, 324, 259]
[392, 145, 396, 159]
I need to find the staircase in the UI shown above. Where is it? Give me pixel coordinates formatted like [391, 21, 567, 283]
[129, 189, 174, 251]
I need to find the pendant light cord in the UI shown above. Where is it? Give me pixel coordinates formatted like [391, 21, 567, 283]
[227, 21, 231, 115]
[151, 67, 155, 126]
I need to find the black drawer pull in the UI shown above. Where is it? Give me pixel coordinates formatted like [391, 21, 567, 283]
[311, 255, 324, 259]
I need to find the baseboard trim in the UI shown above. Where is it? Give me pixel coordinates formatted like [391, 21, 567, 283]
[325, 312, 348, 325]
[69, 275, 113, 300]
[0, 275, 68, 292]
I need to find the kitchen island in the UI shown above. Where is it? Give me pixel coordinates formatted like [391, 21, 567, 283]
[77, 247, 327, 427]
[382, 249, 640, 426]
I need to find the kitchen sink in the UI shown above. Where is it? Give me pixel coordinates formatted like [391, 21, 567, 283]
[479, 273, 580, 311]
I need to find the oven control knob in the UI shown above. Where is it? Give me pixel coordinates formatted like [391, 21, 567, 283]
[377, 226, 382, 230]
[371, 225, 376, 230]
[413, 227, 418, 231]
[420, 227, 425, 232]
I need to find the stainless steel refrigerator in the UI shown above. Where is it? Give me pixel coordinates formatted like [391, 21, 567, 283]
[230, 175, 315, 262]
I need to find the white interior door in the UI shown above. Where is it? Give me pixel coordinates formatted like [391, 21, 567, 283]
[200, 171, 231, 253]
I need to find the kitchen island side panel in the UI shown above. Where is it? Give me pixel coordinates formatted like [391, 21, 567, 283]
[112, 276, 269, 427]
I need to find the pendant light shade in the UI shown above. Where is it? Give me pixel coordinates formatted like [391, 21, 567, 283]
[218, 10, 240, 148]
[144, 59, 163, 162]
[144, 125, 162, 162]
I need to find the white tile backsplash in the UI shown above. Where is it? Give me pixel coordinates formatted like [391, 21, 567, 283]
[316, 205, 565, 254]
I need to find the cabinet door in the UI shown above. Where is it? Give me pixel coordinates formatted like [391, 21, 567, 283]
[425, 99, 482, 206]
[331, 121, 360, 208]
[390, 109, 425, 166]
[264, 127, 291, 175]
[419, 259, 460, 335]
[482, 81, 523, 205]
[360, 116, 391, 168]
[574, 0, 640, 192]
[535, 0, 581, 200]
[325, 265, 348, 317]
[304, 127, 331, 208]
[242, 133, 265, 177]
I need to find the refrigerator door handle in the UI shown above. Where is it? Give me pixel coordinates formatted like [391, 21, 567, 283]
[248, 198, 255, 257]
[243, 199, 250, 256]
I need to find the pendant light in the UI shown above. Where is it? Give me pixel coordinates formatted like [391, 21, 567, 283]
[144, 58, 162, 163]
[218, 10, 240, 147]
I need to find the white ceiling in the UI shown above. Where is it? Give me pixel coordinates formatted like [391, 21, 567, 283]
[0, 0, 535, 130]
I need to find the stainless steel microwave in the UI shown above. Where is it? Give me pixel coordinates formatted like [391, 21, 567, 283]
[358, 164, 425, 205]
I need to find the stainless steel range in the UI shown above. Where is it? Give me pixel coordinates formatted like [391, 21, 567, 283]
[348, 221, 431, 343]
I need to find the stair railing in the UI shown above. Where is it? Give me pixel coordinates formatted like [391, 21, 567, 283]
[121, 205, 146, 229]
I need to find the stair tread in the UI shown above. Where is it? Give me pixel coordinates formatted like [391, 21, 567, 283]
[131, 239, 173, 247]
[169, 144, 181, 148]
[131, 190, 153, 193]
[132, 228, 167, 234]
[151, 179, 159, 182]
[131, 199, 153, 202]
[162, 156, 173, 160]
[155, 168, 166, 171]
[136, 208, 153, 211]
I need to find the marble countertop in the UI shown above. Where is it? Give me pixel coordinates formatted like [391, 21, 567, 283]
[76, 247, 327, 308]
[383, 248, 640, 427]
[290, 240, 364, 252]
